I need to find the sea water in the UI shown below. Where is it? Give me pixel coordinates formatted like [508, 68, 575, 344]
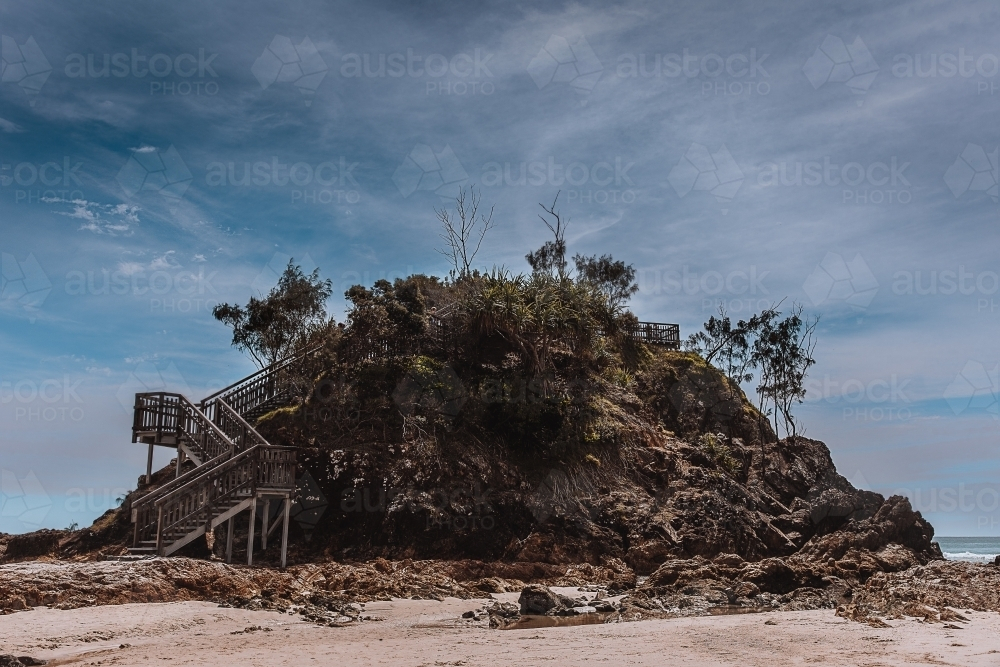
[936, 536, 1000, 563]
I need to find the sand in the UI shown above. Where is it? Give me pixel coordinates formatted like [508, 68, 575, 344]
[2, 595, 999, 666]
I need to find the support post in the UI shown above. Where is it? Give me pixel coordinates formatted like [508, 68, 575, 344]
[226, 516, 234, 564]
[146, 443, 154, 484]
[175, 446, 182, 477]
[261, 498, 270, 551]
[247, 496, 257, 566]
[280, 493, 291, 570]
[155, 505, 164, 556]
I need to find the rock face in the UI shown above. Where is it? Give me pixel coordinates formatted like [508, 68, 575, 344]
[243, 353, 939, 580]
[849, 560, 1000, 616]
[0, 557, 630, 612]
[1, 350, 941, 615]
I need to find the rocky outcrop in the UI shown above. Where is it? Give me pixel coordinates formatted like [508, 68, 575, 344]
[2, 350, 941, 613]
[0, 557, 633, 613]
[845, 560, 1000, 619]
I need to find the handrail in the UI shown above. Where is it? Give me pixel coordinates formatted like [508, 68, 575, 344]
[153, 445, 258, 508]
[134, 392, 237, 457]
[198, 344, 322, 407]
[216, 398, 270, 450]
[130, 393, 238, 509]
[131, 448, 232, 508]
[131, 347, 312, 554]
[154, 446, 296, 545]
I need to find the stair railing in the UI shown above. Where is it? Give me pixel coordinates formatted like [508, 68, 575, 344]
[199, 345, 322, 421]
[133, 392, 236, 462]
[150, 445, 296, 553]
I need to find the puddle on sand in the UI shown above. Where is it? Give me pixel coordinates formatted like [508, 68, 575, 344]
[499, 613, 611, 630]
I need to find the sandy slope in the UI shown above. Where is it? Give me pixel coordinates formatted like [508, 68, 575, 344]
[2, 597, 999, 667]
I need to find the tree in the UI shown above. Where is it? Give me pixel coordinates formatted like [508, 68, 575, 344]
[436, 186, 495, 279]
[688, 303, 819, 441]
[213, 260, 333, 368]
[341, 277, 427, 360]
[751, 304, 819, 440]
[526, 193, 569, 278]
[464, 269, 613, 377]
[685, 305, 778, 389]
[573, 253, 638, 310]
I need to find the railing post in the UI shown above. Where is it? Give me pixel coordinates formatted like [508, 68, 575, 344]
[247, 496, 257, 566]
[133, 507, 140, 547]
[280, 493, 290, 569]
[261, 498, 270, 551]
[155, 505, 164, 555]
[226, 516, 234, 563]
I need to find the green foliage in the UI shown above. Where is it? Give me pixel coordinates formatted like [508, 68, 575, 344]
[462, 270, 621, 376]
[341, 276, 429, 361]
[697, 432, 740, 476]
[213, 260, 333, 368]
[687, 303, 819, 441]
[751, 304, 818, 440]
[573, 253, 639, 310]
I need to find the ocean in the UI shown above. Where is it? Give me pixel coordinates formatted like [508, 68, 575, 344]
[937, 537, 1000, 563]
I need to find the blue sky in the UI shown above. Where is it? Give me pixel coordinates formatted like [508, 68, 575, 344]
[1, 0, 999, 536]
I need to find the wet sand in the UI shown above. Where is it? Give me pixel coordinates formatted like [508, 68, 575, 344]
[2, 596, 999, 666]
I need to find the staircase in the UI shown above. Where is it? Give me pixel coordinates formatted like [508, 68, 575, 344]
[129, 350, 313, 566]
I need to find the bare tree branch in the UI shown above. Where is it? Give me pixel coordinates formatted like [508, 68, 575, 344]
[436, 186, 496, 278]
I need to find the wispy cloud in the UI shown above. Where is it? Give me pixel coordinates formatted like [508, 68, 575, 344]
[0, 117, 22, 133]
[49, 199, 141, 235]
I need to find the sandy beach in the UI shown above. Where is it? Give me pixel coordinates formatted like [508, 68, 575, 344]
[2, 595, 999, 667]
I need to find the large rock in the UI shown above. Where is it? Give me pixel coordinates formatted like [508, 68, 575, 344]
[517, 584, 575, 615]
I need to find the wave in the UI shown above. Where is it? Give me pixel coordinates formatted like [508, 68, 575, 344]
[943, 551, 999, 563]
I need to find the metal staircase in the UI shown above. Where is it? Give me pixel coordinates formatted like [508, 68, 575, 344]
[129, 351, 313, 566]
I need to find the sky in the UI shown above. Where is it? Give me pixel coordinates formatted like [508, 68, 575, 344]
[0, 0, 998, 537]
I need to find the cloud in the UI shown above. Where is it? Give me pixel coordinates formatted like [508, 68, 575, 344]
[350, 244, 379, 263]
[149, 251, 180, 271]
[0, 117, 21, 133]
[50, 199, 141, 235]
